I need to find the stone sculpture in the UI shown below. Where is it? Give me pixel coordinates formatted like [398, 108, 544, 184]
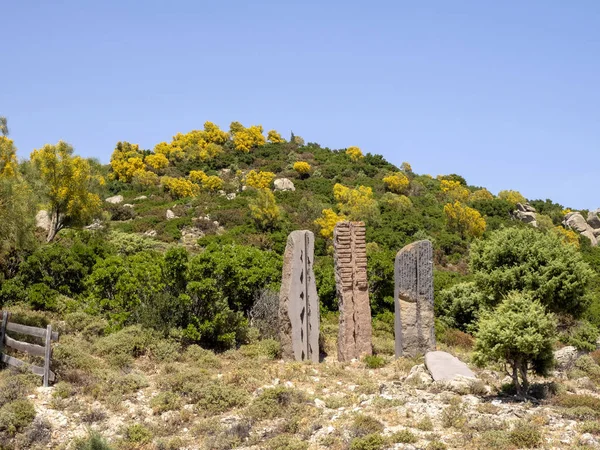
[334, 221, 373, 361]
[279, 230, 319, 362]
[395, 240, 436, 357]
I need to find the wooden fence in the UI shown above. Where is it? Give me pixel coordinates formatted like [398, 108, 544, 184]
[0, 311, 59, 387]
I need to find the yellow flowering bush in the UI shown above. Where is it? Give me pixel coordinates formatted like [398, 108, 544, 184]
[498, 190, 526, 205]
[249, 189, 281, 230]
[132, 169, 159, 186]
[161, 176, 200, 199]
[444, 201, 486, 238]
[314, 208, 347, 239]
[333, 184, 379, 222]
[232, 124, 266, 152]
[441, 179, 470, 202]
[246, 170, 275, 189]
[383, 172, 409, 194]
[346, 146, 364, 161]
[552, 226, 580, 248]
[470, 188, 494, 202]
[144, 153, 169, 171]
[293, 161, 311, 176]
[267, 130, 285, 143]
[0, 136, 18, 177]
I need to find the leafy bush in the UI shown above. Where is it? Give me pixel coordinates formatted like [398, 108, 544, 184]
[470, 227, 593, 316]
[508, 421, 543, 448]
[0, 399, 36, 435]
[350, 433, 386, 450]
[390, 429, 417, 444]
[73, 431, 114, 450]
[563, 321, 599, 351]
[350, 414, 384, 438]
[150, 391, 182, 414]
[435, 281, 484, 332]
[247, 387, 306, 421]
[363, 355, 386, 369]
[122, 423, 152, 444]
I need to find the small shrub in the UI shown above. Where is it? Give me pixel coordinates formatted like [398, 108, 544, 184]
[350, 414, 384, 438]
[415, 416, 434, 431]
[73, 431, 113, 450]
[247, 387, 306, 421]
[183, 345, 222, 368]
[509, 421, 543, 448]
[195, 381, 248, 415]
[266, 434, 309, 450]
[18, 417, 52, 447]
[476, 403, 500, 415]
[151, 391, 182, 414]
[561, 406, 600, 420]
[149, 339, 182, 363]
[590, 349, 600, 365]
[476, 430, 511, 450]
[426, 441, 447, 450]
[579, 421, 600, 435]
[350, 433, 386, 450]
[564, 321, 599, 352]
[440, 400, 467, 429]
[390, 429, 417, 444]
[82, 407, 107, 424]
[0, 399, 36, 435]
[438, 328, 474, 349]
[552, 394, 600, 410]
[239, 339, 281, 360]
[122, 423, 153, 444]
[363, 355, 386, 369]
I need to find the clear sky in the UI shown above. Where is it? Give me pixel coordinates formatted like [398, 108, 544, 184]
[3, 1, 599, 209]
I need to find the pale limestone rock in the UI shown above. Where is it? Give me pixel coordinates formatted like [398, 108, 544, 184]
[36, 210, 51, 232]
[405, 364, 433, 386]
[553, 346, 581, 370]
[274, 178, 296, 192]
[425, 351, 475, 381]
[564, 212, 597, 246]
[279, 230, 319, 363]
[334, 221, 372, 361]
[395, 240, 436, 357]
[105, 195, 123, 204]
[166, 209, 176, 220]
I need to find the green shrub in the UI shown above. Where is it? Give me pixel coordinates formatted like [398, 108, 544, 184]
[73, 431, 114, 450]
[426, 441, 447, 450]
[122, 423, 152, 444]
[475, 430, 511, 450]
[561, 406, 600, 420]
[552, 394, 600, 410]
[508, 421, 543, 448]
[363, 355, 386, 369]
[390, 429, 417, 444]
[194, 380, 248, 415]
[247, 387, 306, 421]
[183, 345, 222, 369]
[239, 339, 281, 359]
[151, 391, 182, 414]
[578, 421, 600, 435]
[415, 416, 434, 431]
[350, 433, 386, 450]
[266, 434, 309, 450]
[0, 399, 36, 435]
[436, 282, 484, 332]
[350, 414, 384, 438]
[440, 400, 467, 429]
[564, 321, 599, 351]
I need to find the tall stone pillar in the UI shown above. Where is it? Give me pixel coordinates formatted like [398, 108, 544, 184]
[394, 240, 436, 358]
[279, 230, 320, 363]
[334, 221, 373, 361]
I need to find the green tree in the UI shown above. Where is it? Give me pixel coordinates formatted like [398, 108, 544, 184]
[473, 292, 556, 397]
[0, 116, 8, 137]
[470, 227, 593, 316]
[30, 141, 104, 241]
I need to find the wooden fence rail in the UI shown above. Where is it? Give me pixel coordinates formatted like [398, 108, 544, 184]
[0, 311, 59, 387]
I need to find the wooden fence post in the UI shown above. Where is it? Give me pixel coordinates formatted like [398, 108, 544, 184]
[43, 325, 52, 388]
[0, 311, 8, 358]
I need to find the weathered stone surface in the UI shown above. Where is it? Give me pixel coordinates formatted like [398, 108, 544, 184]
[279, 231, 319, 362]
[564, 212, 598, 246]
[334, 222, 373, 361]
[35, 210, 51, 232]
[516, 203, 536, 213]
[105, 195, 124, 204]
[180, 226, 204, 248]
[395, 240, 436, 357]
[588, 210, 600, 229]
[134, 195, 147, 201]
[405, 364, 433, 386]
[425, 351, 475, 381]
[166, 209, 176, 220]
[553, 346, 582, 371]
[274, 178, 296, 192]
[514, 210, 537, 227]
[84, 219, 104, 231]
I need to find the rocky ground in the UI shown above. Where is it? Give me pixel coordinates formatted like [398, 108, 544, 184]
[14, 338, 600, 450]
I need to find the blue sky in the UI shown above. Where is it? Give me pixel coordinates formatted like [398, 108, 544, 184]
[3, 1, 599, 209]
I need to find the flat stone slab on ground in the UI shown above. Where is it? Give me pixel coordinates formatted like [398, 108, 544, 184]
[424, 351, 476, 381]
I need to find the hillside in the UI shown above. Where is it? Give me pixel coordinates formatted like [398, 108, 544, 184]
[1, 120, 600, 449]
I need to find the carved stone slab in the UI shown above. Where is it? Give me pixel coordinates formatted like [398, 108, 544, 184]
[395, 240, 436, 357]
[334, 221, 373, 361]
[425, 351, 476, 381]
[279, 230, 319, 362]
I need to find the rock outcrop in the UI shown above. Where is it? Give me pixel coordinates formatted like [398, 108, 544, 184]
[513, 203, 537, 227]
[425, 351, 476, 381]
[274, 178, 295, 192]
[334, 221, 373, 361]
[394, 240, 436, 357]
[35, 210, 51, 232]
[563, 212, 598, 246]
[279, 230, 319, 362]
[105, 195, 124, 204]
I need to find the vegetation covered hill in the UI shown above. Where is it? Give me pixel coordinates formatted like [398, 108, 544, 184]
[1, 118, 600, 449]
